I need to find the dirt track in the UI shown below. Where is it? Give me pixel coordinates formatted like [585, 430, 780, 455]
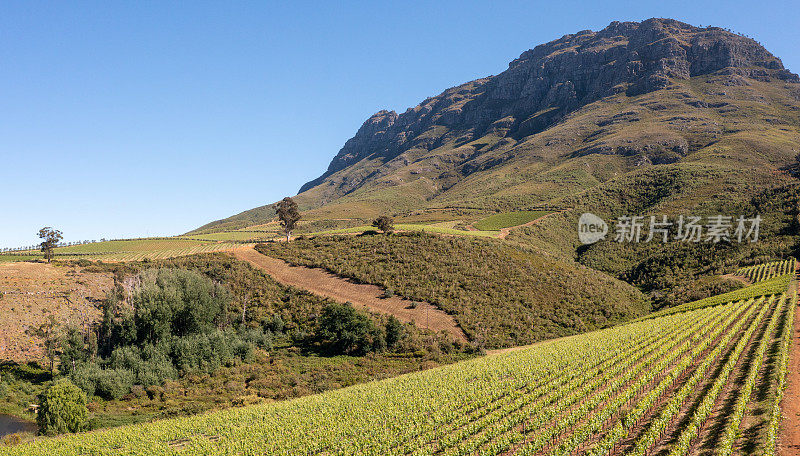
[779, 291, 800, 455]
[233, 248, 468, 343]
[497, 209, 569, 239]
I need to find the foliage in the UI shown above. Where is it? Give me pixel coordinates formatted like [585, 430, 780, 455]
[101, 268, 231, 347]
[736, 258, 796, 282]
[36, 379, 87, 435]
[372, 216, 394, 233]
[256, 233, 648, 348]
[58, 268, 264, 400]
[635, 272, 793, 321]
[313, 303, 385, 355]
[37, 227, 63, 263]
[276, 197, 301, 240]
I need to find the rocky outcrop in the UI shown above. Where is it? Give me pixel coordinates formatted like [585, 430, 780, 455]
[300, 18, 798, 193]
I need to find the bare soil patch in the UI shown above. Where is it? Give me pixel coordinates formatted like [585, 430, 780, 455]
[0, 262, 113, 362]
[233, 248, 467, 343]
[721, 273, 752, 286]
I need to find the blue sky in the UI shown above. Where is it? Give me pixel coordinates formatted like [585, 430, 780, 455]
[1, 1, 798, 248]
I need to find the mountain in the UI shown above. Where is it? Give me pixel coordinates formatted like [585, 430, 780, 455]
[196, 17, 800, 232]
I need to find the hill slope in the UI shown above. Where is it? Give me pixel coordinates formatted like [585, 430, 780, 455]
[198, 17, 800, 230]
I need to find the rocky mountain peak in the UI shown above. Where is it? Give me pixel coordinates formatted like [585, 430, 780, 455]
[299, 18, 798, 194]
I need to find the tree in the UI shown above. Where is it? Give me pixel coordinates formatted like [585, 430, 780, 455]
[315, 302, 385, 355]
[28, 316, 61, 374]
[385, 316, 404, 349]
[275, 197, 301, 241]
[372, 215, 394, 234]
[37, 379, 87, 435]
[38, 227, 63, 262]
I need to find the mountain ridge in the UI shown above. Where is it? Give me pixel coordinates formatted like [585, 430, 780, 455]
[299, 17, 796, 194]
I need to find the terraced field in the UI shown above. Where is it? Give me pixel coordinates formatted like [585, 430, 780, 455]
[7, 266, 795, 455]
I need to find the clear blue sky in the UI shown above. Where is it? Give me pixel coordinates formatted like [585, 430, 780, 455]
[1, 1, 797, 248]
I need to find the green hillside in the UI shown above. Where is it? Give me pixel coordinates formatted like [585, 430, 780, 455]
[256, 232, 649, 348]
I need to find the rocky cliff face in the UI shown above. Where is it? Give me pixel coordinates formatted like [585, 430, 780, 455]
[300, 18, 797, 193]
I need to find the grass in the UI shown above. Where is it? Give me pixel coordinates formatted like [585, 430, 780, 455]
[179, 231, 275, 242]
[472, 210, 552, 230]
[0, 254, 43, 263]
[55, 239, 204, 254]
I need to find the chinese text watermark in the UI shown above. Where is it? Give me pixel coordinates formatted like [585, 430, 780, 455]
[578, 213, 761, 245]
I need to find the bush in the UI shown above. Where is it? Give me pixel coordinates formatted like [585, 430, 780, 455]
[315, 303, 386, 355]
[385, 316, 404, 349]
[372, 216, 394, 233]
[257, 233, 648, 348]
[37, 379, 87, 435]
[264, 314, 285, 333]
[94, 369, 134, 400]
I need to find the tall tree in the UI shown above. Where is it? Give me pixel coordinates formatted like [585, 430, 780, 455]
[38, 227, 63, 262]
[275, 197, 301, 241]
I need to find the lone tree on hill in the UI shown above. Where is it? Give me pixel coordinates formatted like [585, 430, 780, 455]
[276, 197, 301, 241]
[372, 215, 394, 234]
[38, 227, 63, 262]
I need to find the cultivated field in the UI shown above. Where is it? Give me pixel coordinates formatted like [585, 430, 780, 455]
[1, 240, 251, 263]
[736, 259, 797, 283]
[6, 271, 794, 455]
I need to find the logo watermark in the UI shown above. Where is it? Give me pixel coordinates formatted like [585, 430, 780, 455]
[578, 213, 761, 245]
[578, 213, 609, 245]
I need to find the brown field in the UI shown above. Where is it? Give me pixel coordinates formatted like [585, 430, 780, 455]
[0, 262, 113, 362]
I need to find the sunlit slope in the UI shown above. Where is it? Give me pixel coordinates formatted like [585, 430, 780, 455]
[9, 275, 795, 455]
[0, 239, 248, 263]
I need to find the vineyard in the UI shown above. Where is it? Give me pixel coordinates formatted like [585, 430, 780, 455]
[7, 263, 796, 456]
[736, 259, 797, 283]
[0, 239, 249, 263]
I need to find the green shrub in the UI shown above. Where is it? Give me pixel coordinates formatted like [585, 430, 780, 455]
[36, 379, 87, 435]
[385, 316, 404, 349]
[94, 369, 134, 400]
[315, 303, 386, 355]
